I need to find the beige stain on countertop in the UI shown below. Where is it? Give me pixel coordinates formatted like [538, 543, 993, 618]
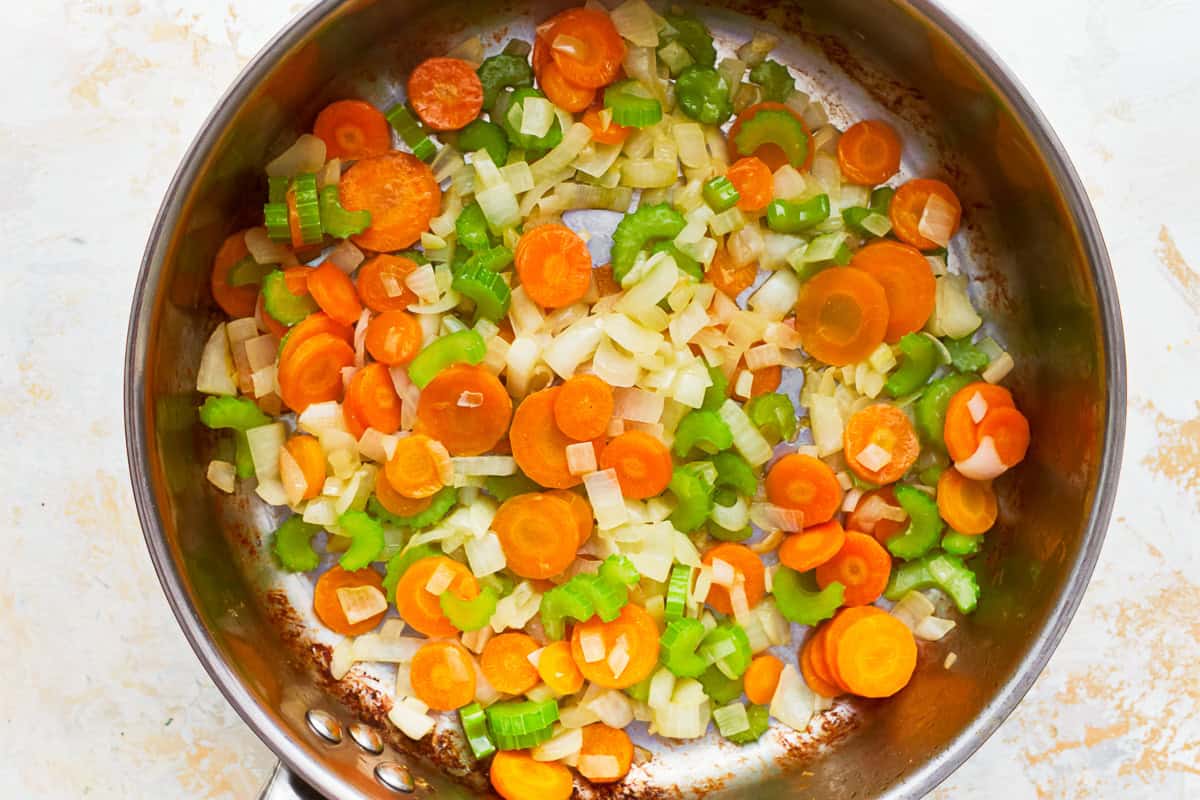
[1156, 226, 1200, 316]
[1138, 398, 1200, 506]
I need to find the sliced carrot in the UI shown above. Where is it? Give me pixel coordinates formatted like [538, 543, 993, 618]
[598, 431, 672, 500]
[778, 519, 846, 572]
[279, 312, 353, 366]
[355, 253, 420, 311]
[850, 241, 936, 343]
[547, 489, 594, 549]
[815, 532, 891, 607]
[286, 186, 307, 249]
[800, 627, 842, 698]
[806, 625, 840, 691]
[579, 723, 633, 783]
[510, 387, 585, 489]
[570, 603, 659, 689]
[415, 364, 512, 456]
[340, 152, 441, 252]
[313, 565, 386, 636]
[341, 383, 369, 439]
[539, 59, 596, 112]
[531, 30, 553, 74]
[765, 453, 843, 525]
[365, 309, 423, 366]
[284, 434, 325, 500]
[345, 362, 402, 435]
[937, 468, 997, 535]
[490, 750, 574, 800]
[837, 120, 902, 186]
[493, 493, 578, 579]
[543, 8, 626, 89]
[702, 543, 766, 616]
[843, 404, 920, 485]
[277, 332, 355, 412]
[706, 243, 758, 298]
[261, 266, 314, 332]
[749, 365, 782, 398]
[211, 231, 258, 318]
[306, 262, 363, 327]
[943, 383, 1017, 463]
[794, 267, 890, 366]
[582, 104, 631, 145]
[846, 486, 907, 544]
[536, 639, 584, 695]
[554, 374, 614, 441]
[889, 178, 962, 251]
[727, 102, 813, 172]
[313, 99, 392, 161]
[394, 556, 478, 638]
[481, 632, 541, 696]
[834, 611, 917, 698]
[375, 469, 433, 518]
[410, 640, 478, 710]
[407, 57, 485, 131]
[515, 224, 593, 309]
[726, 157, 773, 212]
[978, 406, 1031, 467]
[384, 433, 450, 499]
[744, 653, 786, 705]
[821, 605, 886, 691]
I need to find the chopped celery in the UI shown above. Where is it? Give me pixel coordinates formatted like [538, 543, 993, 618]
[915, 372, 980, 450]
[886, 553, 979, 613]
[485, 472, 541, 502]
[673, 410, 734, 458]
[744, 393, 797, 445]
[459, 703, 496, 760]
[668, 463, 716, 532]
[724, 704, 770, 744]
[886, 333, 940, 398]
[272, 516, 321, 572]
[942, 530, 983, 556]
[381, 544, 440, 603]
[886, 485, 944, 560]
[338, 511, 386, 571]
[407, 329, 487, 388]
[198, 396, 269, 431]
[772, 567, 844, 625]
[261, 269, 319, 325]
[440, 586, 499, 632]
[611, 204, 687, 282]
[712, 451, 758, 496]
[659, 618, 709, 678]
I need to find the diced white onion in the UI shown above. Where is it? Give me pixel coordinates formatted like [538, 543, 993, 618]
[648, 667, 676, 710]
[302, 497, 338, 526]
[890, 590, 936, 631]
[585, 468, 628, 530]
[327, 239, 364, 274]
[955, 436, 1008, 480]
[918, 193, 958, 248]
[388, 696, 435, 740]
[711, 494, 750, 531]
[750, 502, 805, 532]
[533, 123, 594, 183]
[452, 456, 516, 478]
[728, 223, 765, 268]
[465, 531, 506, 578]
[244, 227, 298, 266]
[544, 318, 604, 378]
[566, 442, 598, 475]
[748, 270, 802, 322]
[476, 183, 522, 232]
[579, 631, 607, 663]
[966, 391, 989, 424]
[245, 422, 286, 482]
[983, 352, 1015, 384]
[841, 487, 864, 514]
[773, 165, 807, 200]
[855, 442, 893, 473]
[745, 343, 783, 371]
[532, 726, 584, 762]
[336, 585, 387, 625]
[520, 96, 556, 139]
[928, 274, 982, 339]
[710, 558, 735, 588]
[424, 562, 457, 596]
[278, 446, 308, 506]
[197, 324, 238, 396]
[770, 664, 815, 732]
[612, 387, 665, 424]
[610, 0, 659, 46]
[265, 133, 326, 178]
[718, 399, 773, 466]
[915, 615, 957, 641]
[593, 338, 640, 387]
[729, 579, 751, 621]
[206, 460, 236, 493]
[579, 754, 622, 781]
[254, 478, 288, 506]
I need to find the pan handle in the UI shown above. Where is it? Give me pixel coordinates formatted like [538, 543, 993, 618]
[257, 763, 325, 800]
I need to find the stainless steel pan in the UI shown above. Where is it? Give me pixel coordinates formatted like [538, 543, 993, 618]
[125, 1, 1125, 797]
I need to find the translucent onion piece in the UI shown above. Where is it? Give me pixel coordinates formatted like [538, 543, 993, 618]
[206, 460, 236, 493]
[266, 133, 326, 178]
[955, 436, 1008, 480]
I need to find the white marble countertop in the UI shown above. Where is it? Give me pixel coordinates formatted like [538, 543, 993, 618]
[2, 0, 1198, 797]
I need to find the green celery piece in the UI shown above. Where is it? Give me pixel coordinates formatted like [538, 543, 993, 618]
[701, 364, 729, 412]
[745, 392, 797, 444]
[263, 202, 290, 240]
[767, 195, 830, 234]
[407, 329, 487, 388]
[700, 623, 752, 679]
[455, 202, 492, 252]
[668, 463, 715, 532]
[886, 485, 944, 560]
[457, 119, 510, 168]
[676, 65, 732, 126]
[452, 260, 512, 323]
[540, 580, 596, 641]
[603, 80, 663, 128]
[942, 531, 983, 557]
[625, 675, 653, 703]
[712, 451, 757, 496]
[367, 487, 457, 529]
[477, 53, 534, 110]
[384, 104, 437, 162]
[915, 372, 980, 450]
[491, 727, 554, 750]
[261, 269, 319, 325]
[381, 544, 440, 603]
[599, 555, 640, 587]
[772, 567, 844, 625]
[610, 204, 686, 282]
[318, 185, 371, 238]
[233, 431, 256, 478]
[198, 396, 270, 431]
[650, 240, 703, 282]
[945, 337, 991, 373]
[703, 176, 741, 212]
[290, 173, 323, 245]
[664, 564, 691, 620]
[484, 698, 559, 735]
[724, 704, 770, 745]
[659, 618, 709, 678]
[732, 108, 810, 170]
[479, 572, 515, 598]
[870, 186, 896, 213]
[502, 88, 563, 151]
[227, 255, 275, 288]
[459, 703, 496, 760]
[708, 522, 752, 542]
[272, 516, 321, 572]
[485, 472, 541, 503]
[663, 13, 716, 67]
[575, 573, 629, 622]
[440, 586, 499, 632]
[673, 410, 734, 458]
[885, 553, 980, 613]
[698, 664, 744, 704]
[338, 511, 386, 571]
[749, 59, 795, 103]
[268, 176, 289, 204]
[887, 333, 940, 398]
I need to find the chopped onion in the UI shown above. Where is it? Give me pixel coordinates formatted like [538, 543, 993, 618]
[728, 223, 764, 268]
[736, 30, 778, 67]
[593, 338, 640, 387]
[918, 193, 958, 248]
[613, 387, 665, 423]
[668, 298, 710, 347]
[915, 615, 957, 641]
[388, 696, 434, 740]
[244, 227, 298, 266]
[279, 446, 308, 506]
[521, 96, 556, 139]
[298, 399, 346, 435]
[559, 702, 602, 730]
[840, 487, 863, 514]
[476, 182, 521, 232]
[206, 460, 236, 493]
[579, 631, 607, 663]
[770, 664, 815, 732]
[808, 394, 844, 457]
[317, 158, 341, 189]
[890, 590, 936, 631]
[673, 122, 708, 169]
[465, 531, 506, 578]
[505, 336, 542, 398]
[652, 700, 710, 740]
[855, 442, 893, 473]
[708, 206, 745, 236]
[197, 324, 237, 396]
[245, 422, 286, 482]
[773, 165, 807, 200]
[461, 625, 493, 655]
[265, 133, 326, 178]
[543, 318, 604, 378]
[574, 141, 625, 179]
[327, 239, 364, 274]
[457, 390, 484, 409]
[604, 634, 631, 681]
[710, 558, 736, 588]
[750, 502, 805, 532]
[955, 436, 1008, 480]
[620, 158, 678, 189]
[388, 366, 421, 431]
[729, 579, 751, 621]
[579, 754, 622, 781]
[983, 352, 1015, 384]
[532, 726, 584, 762]
[603, 313, 664, 354]
[353, 309, 370, 368]
[745, 343, 783, 371]
[928, 274, 982, 339]
[748, 270, 801, 321]
[424, 561, 457, 596]
[509, 286, 546, 336]
[611, 0, 659, 46]
[566, 442, 598, 475]
[585, 468, 629, 529]
[330, 638, 355, 680]
[944, 652, 958, 669]
[337, 585, 387, 625]
[405, 264, 439, 305]
[532, 123, 593, 183]
[453, 456, 516, 477]
[254, 478, 288, 506]
[967, 390, 989, 424]
[648, 667, 676, 710]
[718, 399, 773, 466]
[302, 497, 338, 526]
